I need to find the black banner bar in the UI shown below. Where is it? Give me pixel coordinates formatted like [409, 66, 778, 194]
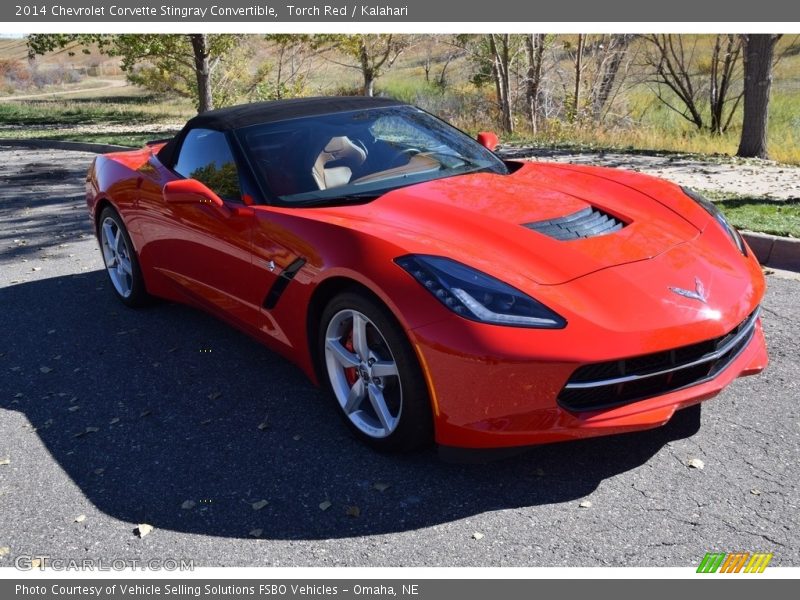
[2, 579, 798, 600]
[3, 0, 799, 23]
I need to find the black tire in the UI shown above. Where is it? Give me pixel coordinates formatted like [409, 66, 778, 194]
[97, 206, 149, 308]
[318, 291, 433, 452]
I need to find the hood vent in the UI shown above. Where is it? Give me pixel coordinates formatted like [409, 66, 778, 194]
[523, 206, 625, 241]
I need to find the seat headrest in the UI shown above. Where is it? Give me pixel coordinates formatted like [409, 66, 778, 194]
[322, 136, 366, 164]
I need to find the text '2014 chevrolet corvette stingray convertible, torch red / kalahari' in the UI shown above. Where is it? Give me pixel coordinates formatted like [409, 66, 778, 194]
[86, 96, 767, 452]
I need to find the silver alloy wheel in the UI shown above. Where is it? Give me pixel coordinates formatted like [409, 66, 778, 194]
[324, 309, 402, 438]
[100, 216, 133, 299]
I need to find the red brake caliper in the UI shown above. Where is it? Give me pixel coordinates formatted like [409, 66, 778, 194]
[344, 329, 358, 386]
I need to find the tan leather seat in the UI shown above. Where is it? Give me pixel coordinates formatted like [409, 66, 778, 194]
[312, 136, 367, 190]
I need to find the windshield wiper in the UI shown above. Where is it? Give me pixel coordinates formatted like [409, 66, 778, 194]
[287, 191, 382, 208]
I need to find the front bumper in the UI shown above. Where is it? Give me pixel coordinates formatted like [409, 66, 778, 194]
[410, 315, 768, 449]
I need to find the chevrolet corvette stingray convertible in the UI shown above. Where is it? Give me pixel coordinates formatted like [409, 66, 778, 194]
[86, 96, 768, 452]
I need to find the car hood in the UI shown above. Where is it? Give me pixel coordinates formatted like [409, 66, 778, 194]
[309, 161, 703, 286]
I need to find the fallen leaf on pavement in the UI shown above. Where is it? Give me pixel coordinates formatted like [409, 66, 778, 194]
[345, 505, 360, 518]
[579, 500, 593, 508]
[252, 499, 269, 511]
[93, 468, 105, 475]
[472, 532, 484, 540]
[373, 482, 391, 492]
[39, 366, 52, 374]
[75, 515, 86, 523]
[135, 524, 153, 538]
[687, 458, 705, 470]
[0, 547, 9, 557]
[0, 458, 9, 466]
[319, 500, 332, 511]
[73, 427, 99, 438]
[249, 528, 263, 538]
[751, 488, 762, 496]
[181, 500, 196, 510]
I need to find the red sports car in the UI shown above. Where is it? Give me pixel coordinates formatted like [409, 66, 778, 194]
[86, 97, 767, 452]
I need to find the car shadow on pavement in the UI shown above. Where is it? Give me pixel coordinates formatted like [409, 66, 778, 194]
[0, 155, 92, 262]
[0, 271, 701, 540]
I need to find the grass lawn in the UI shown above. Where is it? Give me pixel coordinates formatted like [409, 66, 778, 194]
[699, 189, 800, 238]
[0, 84, 192, 146]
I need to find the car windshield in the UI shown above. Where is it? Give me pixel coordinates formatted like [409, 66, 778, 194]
[236, 105, 508, 205]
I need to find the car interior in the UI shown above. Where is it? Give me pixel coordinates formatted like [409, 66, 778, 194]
[246, 127, 443, 199]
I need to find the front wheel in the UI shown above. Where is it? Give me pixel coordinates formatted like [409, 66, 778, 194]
[319, 291, 433, 452]
[98, 206, 149, 307]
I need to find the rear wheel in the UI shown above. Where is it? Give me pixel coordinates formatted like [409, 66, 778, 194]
[319, 291, 433, 452]
[98, 206, 148, 307]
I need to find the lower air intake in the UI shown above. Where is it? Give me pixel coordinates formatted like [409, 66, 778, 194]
[558, 308, 760, 412]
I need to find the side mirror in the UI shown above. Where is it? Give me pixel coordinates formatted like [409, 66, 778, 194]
[477, 131, 499, 152]
[163, 179, 229, 215]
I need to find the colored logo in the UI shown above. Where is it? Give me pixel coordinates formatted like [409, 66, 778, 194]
[697, 552, 773, 573]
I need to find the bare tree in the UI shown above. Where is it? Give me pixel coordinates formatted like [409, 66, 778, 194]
[571, 34, 586, 122]
[737, 34, 782, 159]
[643, 34, 743, 134]
[709, 34, 743, 134]
[259, 35, 314, 100]
[590, 34, 632, 121]
[434, 39, 464, 90]
[488, 34, 514, 133]
[643, 34, 705, 130]
[416, 35, 463, 89]
[524, 34, 546, 133]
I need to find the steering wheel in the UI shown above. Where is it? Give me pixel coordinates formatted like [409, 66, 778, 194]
[352, 138, 369, 158]
[389, 147, 422, 168]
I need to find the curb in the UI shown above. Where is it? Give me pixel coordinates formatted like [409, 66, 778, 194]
[742, 231, 800, 272]
[0, 137, 133, 154]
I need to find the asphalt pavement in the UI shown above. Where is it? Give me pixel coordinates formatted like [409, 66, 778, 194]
[0, 145, 798, 567]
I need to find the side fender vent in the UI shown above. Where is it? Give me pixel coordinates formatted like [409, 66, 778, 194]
[523, 206, 625, 241]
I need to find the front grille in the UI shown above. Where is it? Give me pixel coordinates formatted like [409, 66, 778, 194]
[558, 308, 760, 411]
[523, 206, 625, 241]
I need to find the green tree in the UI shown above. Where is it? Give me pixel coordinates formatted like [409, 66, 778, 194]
[255, 35, 314, 101]
[314, 34, 409, 97]
[27, 34, 241, 113]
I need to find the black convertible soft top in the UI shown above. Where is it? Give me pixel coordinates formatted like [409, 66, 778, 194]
[156, 96, 406, 167]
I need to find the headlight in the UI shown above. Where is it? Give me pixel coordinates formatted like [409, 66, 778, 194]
[395, 255, 566, 328]
[682, 187, 747, 256]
